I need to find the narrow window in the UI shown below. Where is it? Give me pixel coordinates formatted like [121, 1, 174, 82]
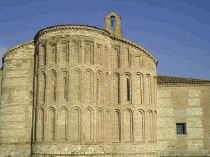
[41, 110, 44, 141]
[54, 86, 56, 101]
[114, 74, 120, 104]
[127, 78, 130, 101]
[110, 16, 116, 30]
[176, 123, 186, 134]
[43, 45, 46, 66]
[50, 71, 56, 102]
[51, 44, 57, 64]
[115, 110, 121, 142]
[43, 77, 46, 103]
[96, 79, 99, 100]
[118, 76, 120, 104]
[63, 77, 67, 100]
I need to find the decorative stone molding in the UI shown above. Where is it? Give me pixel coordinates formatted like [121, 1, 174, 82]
[2, 39, 34, 62]
[33, 24, 158, 66]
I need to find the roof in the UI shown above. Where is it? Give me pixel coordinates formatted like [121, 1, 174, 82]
[157, 75, 210, 86]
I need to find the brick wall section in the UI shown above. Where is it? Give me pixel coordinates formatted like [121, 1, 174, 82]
[1, 11, 210, 157]
[0, 41, 34, 157]
[157, 85, 210, 156]
[31, 25, 157, 156]
[199, 86, 210, 150]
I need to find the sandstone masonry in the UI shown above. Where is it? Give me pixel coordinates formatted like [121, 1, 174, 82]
[0, 12, 210, 157]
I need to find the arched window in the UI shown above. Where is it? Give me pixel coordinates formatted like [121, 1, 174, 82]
[59, 108, 68, 141]
[72, 70, 81, 102]
[85, 70, 93, 102]
[146, 75, 151, 104]
[127, 78, 130, 101]
[146, 110, 153, 142]
[113, 73, 120, 104]
[37, 108, 44, 142]
[63, 77, 67, 100]
[136, 110, 145, 142]
[85, 42, 93, 64]
[97, 109, 103, 142]
[96, 71, 103, 103]
[135, 74, 143, 104]
[72, 40, 80, 63]
[84, 108, 94, 142]
[105, 73, 110, 105]
[49, 70, 56, 102]
[40, 72, 46, 103]
[114, 110, 121, 142]
[71, 108, 80, 142]
[36, 53, 39, 70]
[124, 74, 131, 103]
[104, 110, 110, 142]
[96, 79, 99, 100]
[51, 44, 57, 64]
[48, 108, 55, 141]
[113, 48, 120, 69]
[124, 109, 133, 142]
[111, 16, 116, 30]
[62, 42, 69, 63]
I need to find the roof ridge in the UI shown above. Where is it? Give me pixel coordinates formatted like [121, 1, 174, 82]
[157, 74, 206, 80]
[157, 75, 210, 85]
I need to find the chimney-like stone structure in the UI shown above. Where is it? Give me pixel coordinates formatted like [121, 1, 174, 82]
[105, 11, 122, 38]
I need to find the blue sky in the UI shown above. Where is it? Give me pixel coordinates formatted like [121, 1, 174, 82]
[0, 0, 210, 79]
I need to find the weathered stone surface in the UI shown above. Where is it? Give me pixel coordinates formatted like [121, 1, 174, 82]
[0, 11, 210, 157]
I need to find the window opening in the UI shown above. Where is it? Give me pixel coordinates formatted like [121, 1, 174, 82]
[43, 45, 46, 66]
[63, 77, 67, 100]
[54, 85, 56, 102]
[111, 16, 115, 30]
[118, 76, 120, 104]
[127, 78, 130, 101]
[96, 79, 99, 100]
[176, 123, 186, 134]
[43, 78, 46, 103]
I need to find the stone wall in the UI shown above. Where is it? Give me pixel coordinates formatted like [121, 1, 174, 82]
[0, 41, 34, 157]
[31, 24, 157, 156]
[157, 84, 210, 156]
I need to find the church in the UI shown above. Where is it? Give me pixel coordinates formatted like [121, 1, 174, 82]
[0, 11, 210, 157]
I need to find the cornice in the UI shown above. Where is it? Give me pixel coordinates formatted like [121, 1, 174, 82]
[2, 39, 34, 62]
[3, 24, 158, 65]
[34, 24, 158, 65]
[111, 36, 158, 65]
[34, 24, 111, 44]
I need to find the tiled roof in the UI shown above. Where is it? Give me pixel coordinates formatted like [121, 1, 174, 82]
[157, 75, 210, 85]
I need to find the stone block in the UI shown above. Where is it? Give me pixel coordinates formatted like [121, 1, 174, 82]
[189, 90, 201, 97]
[157, 107, 173, 117]
[157, 127, 176, 140]
[173, 109, 186, 118]
[157, 90, 170, 98]
[157, 117, 174, 127]
[157, 141, 168, 151]
[186, 107, 203, 117]
[187, 127, 204, 138]
[187, 117, 202, 128]
[157, 98, 171, 107]
[187, 139, 203, 150]
[188, 97, 200, 106]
